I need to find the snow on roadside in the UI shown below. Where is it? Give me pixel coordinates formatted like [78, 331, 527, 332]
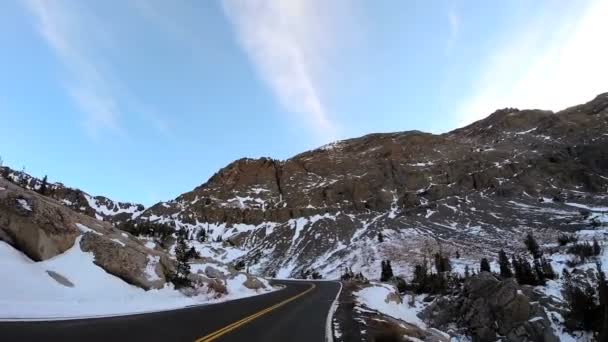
[354, 283, 426, 328]
[0, 239, 276, 320]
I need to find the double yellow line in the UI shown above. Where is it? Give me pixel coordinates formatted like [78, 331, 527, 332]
[194, 283, 316, 342]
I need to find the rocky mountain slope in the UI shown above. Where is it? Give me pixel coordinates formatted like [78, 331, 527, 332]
[132, 93, 608, 278]
[0, 167, 145, 223]
[2, 93, 606, 281]
[0, 177, 273, 319]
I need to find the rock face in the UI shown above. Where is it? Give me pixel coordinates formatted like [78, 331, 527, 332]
[0, 179, 173, 290]
[421, 272, 558, 342]
[0, 179, 79, 261]
[79, 232, 173, 290]
[133, 93, 608, 277]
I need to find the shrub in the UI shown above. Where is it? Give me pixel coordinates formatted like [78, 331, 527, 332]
[558, 233, 578, 246]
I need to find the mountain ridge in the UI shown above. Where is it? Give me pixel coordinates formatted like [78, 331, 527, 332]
[2, 92, 607, 278]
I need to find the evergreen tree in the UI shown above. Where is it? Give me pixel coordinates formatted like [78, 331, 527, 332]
[524, 233, 542, 259]
[196, 228, 206, 242]
[498, 249, 513, 279]
[480, 258, 491, 273]
[172, 232, 192, 288]
[434, 252, 452, 273]
[515, 256, 538, 286]
[186, 246, 200, 260]
[455, 250, 460, 259]
[39, 175, 48, 195]
[386, 260, 394, 279]
[380, 260, 394, 281]
[596, 262, 608, 342]
[511, 255, 521, 280]
[593, 238, 602, 256]
[464, 265, 470, 278]
[541, 257, 556, 280]
[533, 258, 546, 285]
[377, 232, 384, 243]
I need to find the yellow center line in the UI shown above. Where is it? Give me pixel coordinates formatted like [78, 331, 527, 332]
[194, 283, 316, 342]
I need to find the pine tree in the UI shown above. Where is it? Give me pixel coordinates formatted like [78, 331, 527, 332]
[380, 260, 394, 281]
[541, 257, 556, 280]
[498, 249, 513, 279]
[377, 232, 384, 243]
[412, 263, 428, 293]
[172, 232, 192, 288]
[455, 250, 460, 259]
[196, 228, 206, 242]
[480, 258, 491, 273]
[593, 238, 602, 256]
[434, 252, 451, 273]
[596, 262, 608, 342]
[511, 255, 521, 280]
[464, 265, 470, 278]
[524, 233, 542, 259]
[39, 175, 48, 195]
[515, 256, 538, 286]
[386, 260, 394, 279]
[533, 258, 546, 285]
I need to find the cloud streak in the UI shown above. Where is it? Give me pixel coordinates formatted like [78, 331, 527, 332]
[457, 0, 608, 127]
[221, 0, 338, 139]
[24, 0, 170, 138]
[24, 0, 124, 136]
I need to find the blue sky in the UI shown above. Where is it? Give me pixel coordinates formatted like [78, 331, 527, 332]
[0, 0, 606, 206]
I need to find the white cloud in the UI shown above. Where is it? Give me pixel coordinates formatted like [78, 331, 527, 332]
[24, 0, 124, 136]
[457, 0, 608, 127]
[221, 0, 339, 139]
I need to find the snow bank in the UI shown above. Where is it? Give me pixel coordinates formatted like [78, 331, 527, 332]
[0, 240, 275, 320]
[354, 283, 426, 327]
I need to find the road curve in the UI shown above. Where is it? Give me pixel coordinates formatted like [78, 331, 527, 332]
[0, 280, 341, 342]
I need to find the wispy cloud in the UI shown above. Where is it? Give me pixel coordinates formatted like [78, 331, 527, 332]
[446, 9, 460, 53]
[24, 0, 124, 136]
[221, 0, 340, 139]
[457, 0, 608, 127]
[23, 0, 169, 138]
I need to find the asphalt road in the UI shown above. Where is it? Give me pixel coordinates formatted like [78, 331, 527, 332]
[0, 280, 341, 342]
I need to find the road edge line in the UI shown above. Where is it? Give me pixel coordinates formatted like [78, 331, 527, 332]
[325, 281, 343, 342]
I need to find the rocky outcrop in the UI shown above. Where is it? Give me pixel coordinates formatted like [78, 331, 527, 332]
[0, 166, 144, 224]
[0, 179, 79, 261]
[421, 272, 558, 342]
[242, 274, 267, 290]
[127, 93, 608, 277]
[79, 232, 173, 290]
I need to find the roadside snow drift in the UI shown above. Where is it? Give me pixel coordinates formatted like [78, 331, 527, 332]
[354, 283, 426, 328]
[0, 239, 274, 320]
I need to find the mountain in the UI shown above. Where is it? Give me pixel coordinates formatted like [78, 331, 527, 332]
[132, 93, 608, 278]
[0, 167, 145, 223]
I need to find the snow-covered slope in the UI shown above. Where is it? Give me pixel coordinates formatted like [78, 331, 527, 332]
[0, 178, 275, 320]
[0, 239, 274, 320]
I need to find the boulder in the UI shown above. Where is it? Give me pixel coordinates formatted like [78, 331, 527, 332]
[203, 265, 225, 279]
[421, 272, 558, 342]
[80, 232, 173, 290]
[243, 274, 266, 290]
[0, 180, 79, 261]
